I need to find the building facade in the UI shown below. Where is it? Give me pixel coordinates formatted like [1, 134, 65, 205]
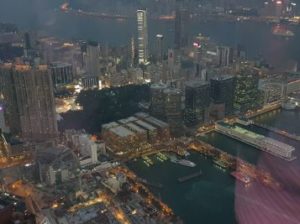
[0, 63, 21, 134]
[137, 10, 149, 64]
[174, 8, 189, 49]
[184, 81, 211, 126]
[210, 75, 236, 116]
[50, 62, 74, 87]
[12, 65, 58, 140]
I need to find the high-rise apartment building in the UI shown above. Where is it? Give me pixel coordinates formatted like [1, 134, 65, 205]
[137, 9, 149, 64]
[0, 63, 21, 134]
[12, 64, 58, 140]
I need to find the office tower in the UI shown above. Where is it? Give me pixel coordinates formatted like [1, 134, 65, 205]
[137, 9, 149, 64]
[150, 83, 168, 119]
[85, 41, 100, 76]
[217, 46, 233, 67]
[184, 81, 211, 126]
[174, 8, 190, 49]
[12, 64, 58, 140]
[163, 88, 182, 137]
[0, 63, 21, 134]
[210, 75, 236, 116]
[23, 31, 37, 59]
[156, 34, 164, 63]
[50, 62, 74, 88]
[234, 70, 263, 113]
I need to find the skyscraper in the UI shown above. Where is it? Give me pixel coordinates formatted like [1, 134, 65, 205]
[234, 69, 263, 113]
[137, 9, 149, 64]
[174, 8, 190, 49]
[12, 64, 58, 140]
[217, 46, 233, 67]
[156, 34, 164, 63]
[85, 41, 100, 76]
[50, 62, 74, 88]
[163, 88, 182, 137]
[150, 83, 168, 119]
[210, 75, 236, 116]
[184, 81, 211, 126]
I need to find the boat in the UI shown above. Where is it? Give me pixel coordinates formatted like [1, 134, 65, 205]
[157, 152, 168, 161]
[142, 156, 154, 166]
[281, 101, 297, 110]
[184, 151, 190, 157]
[156, 156, 164, 162]
[213, 159, 230, 170]
[171, 157, 196, 167]
[272, 25, 294, 37]
[143, 160, 150, 167]
[231, 171, 252, 185]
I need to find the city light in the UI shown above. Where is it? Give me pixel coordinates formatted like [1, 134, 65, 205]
[0, 1, 300, 223]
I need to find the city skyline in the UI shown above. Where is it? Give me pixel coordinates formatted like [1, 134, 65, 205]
[0, 1, 300, 224]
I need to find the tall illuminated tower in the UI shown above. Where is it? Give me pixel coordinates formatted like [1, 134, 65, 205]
[137, 9, 149, 64]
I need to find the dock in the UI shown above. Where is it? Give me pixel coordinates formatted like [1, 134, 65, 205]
[177, 171, 202, 183]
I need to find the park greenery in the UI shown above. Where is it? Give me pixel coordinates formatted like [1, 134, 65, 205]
[59, 84, 150, 133]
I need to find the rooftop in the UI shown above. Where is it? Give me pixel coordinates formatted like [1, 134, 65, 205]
[143, 116, 169, 129]
[50, 62, 72, 68]
[134, 120, 156, 131]
[102, 122, 120, 130]
[210, 75, 234, 81]
[185, 80, 209, 88]
[118, 116, 138, 124]
[135, 112, 150, 119]
[110, 126, 135, 137]
[125, 122, 146, 133]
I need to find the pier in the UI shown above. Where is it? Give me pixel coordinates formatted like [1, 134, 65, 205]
[188, 139, 283, 190]
[253, 122, 300, 141]
[177, 171, 202, 183]
[215, 123, 296, 161]
[138, 178, 163, 188]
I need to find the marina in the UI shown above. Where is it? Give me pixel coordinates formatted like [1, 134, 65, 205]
[128, 109, 300, 224]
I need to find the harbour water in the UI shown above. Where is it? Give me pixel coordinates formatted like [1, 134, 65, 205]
[1, 0, 300, 69]
[128, 109, 300, 224]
